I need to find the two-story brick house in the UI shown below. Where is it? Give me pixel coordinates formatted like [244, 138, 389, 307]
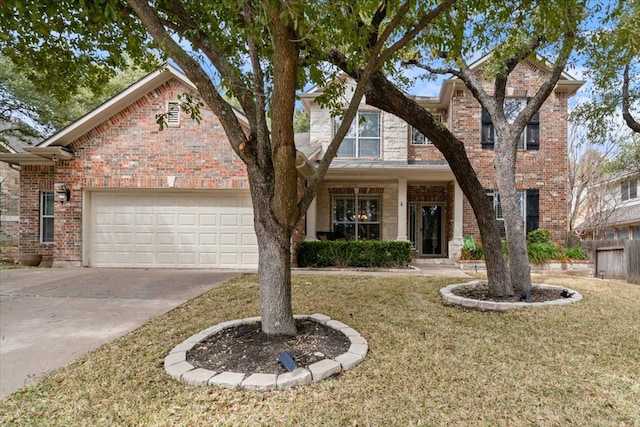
[302, 56, 582, 259]
[0, 57, 582, 268]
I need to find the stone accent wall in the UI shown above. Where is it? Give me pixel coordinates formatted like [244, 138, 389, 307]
[316, 180, 398, 240]
[309, 98, 407, 161]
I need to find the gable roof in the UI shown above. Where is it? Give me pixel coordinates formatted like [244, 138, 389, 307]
[0, 64, 248, 165]
[418, 53, 585, 109]
[300, 53, 585, 110]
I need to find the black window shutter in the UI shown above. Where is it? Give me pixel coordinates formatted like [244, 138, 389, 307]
[497, 219, 506, 238]
[527, 111, 540, 150]
[526, 189, 539, 233]
[526, 98, 540, 150]
[481, 107, 495, 149]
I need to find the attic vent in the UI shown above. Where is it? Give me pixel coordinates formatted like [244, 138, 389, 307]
[167, 101, 180, 127]
[455, 89, 465, 97]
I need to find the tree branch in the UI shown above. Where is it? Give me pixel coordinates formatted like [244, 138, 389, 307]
[622, 63, 640, 133]
[125, 0, 252, 163]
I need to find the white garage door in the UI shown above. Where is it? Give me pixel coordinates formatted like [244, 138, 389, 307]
[88, 191, 258, 268]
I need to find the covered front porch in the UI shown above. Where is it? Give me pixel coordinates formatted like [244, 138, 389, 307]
[304, 161, 465, 260]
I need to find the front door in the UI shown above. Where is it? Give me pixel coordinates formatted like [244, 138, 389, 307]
[420, 204, 444, 257]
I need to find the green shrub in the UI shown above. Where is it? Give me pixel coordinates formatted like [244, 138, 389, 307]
[298, 240, 412, 268]
[565, 246, 587, 260]
[463, 236, 477, 252]
[527, 228, 552, 244]
[527, 242, 561, 264]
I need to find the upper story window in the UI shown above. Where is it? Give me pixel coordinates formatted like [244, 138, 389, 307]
[482, 98, 540, 150]
[335, 111, 381, 158]
[621, 178, 638, 202]
[486, 188, 539, 236]
[166, 101, 181, 127]
[41, 191, 54, 243]
[411, 115, 443, 145]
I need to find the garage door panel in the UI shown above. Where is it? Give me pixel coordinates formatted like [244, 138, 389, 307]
[241, 233, 258, 246]
[116, 232, 135, 244]
[178, 214, 196, 226]
[220, 252, 240, 264]
[199, 214, 217, 226]
[157, 214, 175, 225]
[220, 233, 238, 246]
[242, 253, 259, 265]
[89, 191, 257, 268]
[156, 233, 175, 245]
[220, 214, 239, 226]
[241, 214, 254, 227]
[114, 213, 134, 225]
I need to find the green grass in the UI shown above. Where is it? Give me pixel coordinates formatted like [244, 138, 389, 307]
[1, 273, 639, 426]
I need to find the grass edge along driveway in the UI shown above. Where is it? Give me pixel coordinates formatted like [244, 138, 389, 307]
[1, 273, 638, 426]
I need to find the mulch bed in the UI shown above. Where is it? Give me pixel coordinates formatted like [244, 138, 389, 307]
[452, 283, 571, 302]
[187, 319, 351, 375]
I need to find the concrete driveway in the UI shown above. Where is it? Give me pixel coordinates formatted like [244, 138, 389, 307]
[0, 268, 239, 397]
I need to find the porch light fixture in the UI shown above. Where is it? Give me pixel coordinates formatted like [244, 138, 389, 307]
[357, 213, 369, 221]
[56, 184, 71, 204]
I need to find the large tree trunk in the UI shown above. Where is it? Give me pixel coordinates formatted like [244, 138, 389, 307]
[364, 72, 513, 296]
[250, 173, 297, 336]
[494, 142, 532, 296]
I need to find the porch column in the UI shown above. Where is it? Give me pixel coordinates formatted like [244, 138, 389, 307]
[397, 179, 408, 241]
[305, 196, 318, 241]
[448, 181, 464, 259]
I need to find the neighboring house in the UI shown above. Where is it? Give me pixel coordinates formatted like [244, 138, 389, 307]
[0, 138, 28, 262]
[577, 172, 640, 240]
[0, 57, 582, 268]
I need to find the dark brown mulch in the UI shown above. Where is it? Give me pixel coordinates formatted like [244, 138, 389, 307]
[452, 283, 572, 302]
[187, 319, 351, 374]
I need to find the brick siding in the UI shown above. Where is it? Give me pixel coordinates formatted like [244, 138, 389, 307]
[20, 78, 251, 266]
[443, 62, 569, 243]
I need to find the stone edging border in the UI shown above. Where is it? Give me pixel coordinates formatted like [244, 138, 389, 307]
[164, 313, 367, 391]
[440, 280, 583, 311]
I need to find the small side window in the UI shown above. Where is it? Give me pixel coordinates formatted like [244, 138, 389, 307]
[41, 192, 54, 243]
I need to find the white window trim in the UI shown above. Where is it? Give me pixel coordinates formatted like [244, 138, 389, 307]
[166, 100, 180, 128]
[335, 111, 381, 158]
[621, 178, 638, 202]
[487, 189, 526, 222]
[41, 191, 54, 243]
[411, 115, 442, 145]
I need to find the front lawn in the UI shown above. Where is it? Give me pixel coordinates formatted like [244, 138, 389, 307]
[1, 274, 638, 426]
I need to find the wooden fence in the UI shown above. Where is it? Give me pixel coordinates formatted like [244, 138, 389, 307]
[583, 240, 640, 285]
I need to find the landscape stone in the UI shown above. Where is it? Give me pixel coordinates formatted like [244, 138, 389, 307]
[163, 352, 186, 367]
[308, 359, 341, 382]
[242, 373, 278, 391]
[181, 368, 216, 386]
[335, 352, 363, 370]
[276, 368, 312, 389]
[348, 343, 368, 358]
[326, 320, 349, 330]
[209, 372, 246, 390]
[165, 361, 195, 381]
[309, 313, 331, 324]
